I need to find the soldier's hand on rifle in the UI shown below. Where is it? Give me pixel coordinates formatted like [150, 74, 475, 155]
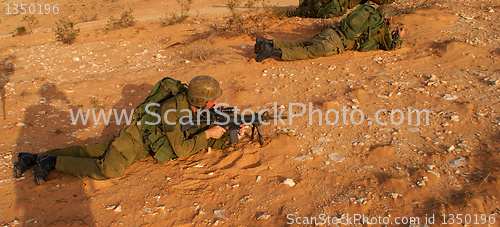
[392, 27, 405, 38]
[238, 126, 248, 140]
[205, 125, 226, 139]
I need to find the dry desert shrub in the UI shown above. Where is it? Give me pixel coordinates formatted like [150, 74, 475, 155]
[192, 0, 285, 40]
[14, 26, 27, 36]
[53, 19, 80, 44]
[106, 9, 136, 30]
[181, 44, 224, 61]
[161, 0, 193, 26]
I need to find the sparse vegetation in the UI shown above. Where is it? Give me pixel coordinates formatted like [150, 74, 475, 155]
[90, 96, 105, 109]
[14, 26, 27, 36]
[13, 15, 39, 37]
[106, 9, 136, 30]
[23, 15, 38, 34]
[192, 0, 284, 40]
[53, 19, 80, 44]
[161, 0, 193, 26]
[181, 44, 224, 61]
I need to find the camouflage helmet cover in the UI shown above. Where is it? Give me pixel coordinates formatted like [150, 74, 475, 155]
[376, 5, 395, 20]
[187, 75, 222, 107]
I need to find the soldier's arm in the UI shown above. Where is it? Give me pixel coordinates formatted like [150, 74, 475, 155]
[376, 26, 403, 50]
[162, 106, 209, 158]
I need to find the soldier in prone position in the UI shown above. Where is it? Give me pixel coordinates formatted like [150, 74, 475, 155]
[286, 0, 395, 18]
[255, 5, 406, 62]
[14, 76, 245, 185]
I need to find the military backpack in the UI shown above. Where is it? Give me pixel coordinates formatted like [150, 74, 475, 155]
[340, 4, 385, 44]
[133, 77, 187, 162]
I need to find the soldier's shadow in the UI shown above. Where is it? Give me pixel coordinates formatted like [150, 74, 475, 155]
[14, 82, 95, 225]
[14, 82, 152, 225]
[1, 55, 16, 120]
[85, 83, 154, 143]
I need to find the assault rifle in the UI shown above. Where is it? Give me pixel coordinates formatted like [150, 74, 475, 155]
[180, 107, 287, 146]
[392, 26, 400, 50]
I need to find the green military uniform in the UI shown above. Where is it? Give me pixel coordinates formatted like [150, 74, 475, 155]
[289, 0, 394, 18]
[41, 92, 228, 180]
[275, 5, 403, 61]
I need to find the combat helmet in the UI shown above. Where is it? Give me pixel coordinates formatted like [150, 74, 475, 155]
[187, 75, 222, 108]
[376, 5, 395, 20]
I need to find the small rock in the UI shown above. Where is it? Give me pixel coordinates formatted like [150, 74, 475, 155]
[388, 193, 402, 199]
[294, 155, 313, 162]
[427, 170, 440, 177]
[443, 94, 458, 100]
[214, 209, 228, 219]
[450, 115, 459, 122]
[447, 145, 455, 152]
[426, 164, 435, 170]
[257, 213, 270, 220]
[449, 157, 466, 168]
[73, 57, 80, 62]
[114, 205, 122, 213]
[106, 205, 115, 210]
[16, 122, 26, 127]
[318, 137, 331, 143]
[409, 128, 420, 133]
[310, 147, 324, 154]
[256, 176, 262, 182]
[327, 153, 345, 163]
[283, 178, 295, 187]
[417, 181, 426, 187]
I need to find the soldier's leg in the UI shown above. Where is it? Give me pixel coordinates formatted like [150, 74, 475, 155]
[280, 29, 344, 61]
[273, 27, 334, 49]
[44, 124, 148, 180]
[41, 142, 111, 158]
[273, 39, 307, 49]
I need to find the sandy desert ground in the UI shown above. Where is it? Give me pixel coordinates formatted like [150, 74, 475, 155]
[0, 0, 499, 226]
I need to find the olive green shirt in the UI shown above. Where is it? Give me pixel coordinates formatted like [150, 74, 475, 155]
[160, 93, 229, 158]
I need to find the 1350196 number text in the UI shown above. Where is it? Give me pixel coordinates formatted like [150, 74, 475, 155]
[5, 4, 59, 15]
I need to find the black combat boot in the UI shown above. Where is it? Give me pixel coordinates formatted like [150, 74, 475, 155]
[254, 37, 274, 54]
[33, 155, 57, 185]
[13, 152, 38, 178]
[286, 9, 298, 17]
[256, 43, 282, 62]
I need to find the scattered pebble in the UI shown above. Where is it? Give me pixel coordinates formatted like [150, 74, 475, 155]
[449, 157, 466, 168]
[327, 153, 345, 163]
[283, 179, 295, 187]
[257, 213, 270, 220]
[318, 137, 331, 143]
[294, 155, 313, 162]
[447, 145, 455, 152]
[388, 193, 402, 199]
[427, 170, 440, 178]
[214, 209, 228, 220]
[443, 94, 458, 100]
[310, 147, 324, 154]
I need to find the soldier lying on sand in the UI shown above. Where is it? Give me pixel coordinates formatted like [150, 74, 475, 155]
[14, 76, 245, 185]
[255, 5, 406, 62]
